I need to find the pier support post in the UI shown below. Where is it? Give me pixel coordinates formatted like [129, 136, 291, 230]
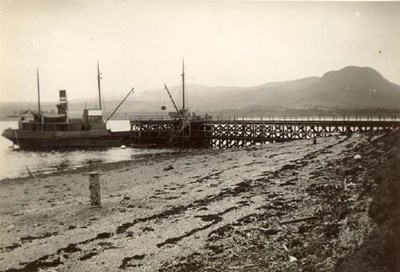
[313, 135, 317, 145]
[89, 172, 101, 207]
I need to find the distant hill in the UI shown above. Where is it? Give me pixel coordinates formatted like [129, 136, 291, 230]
[1, 66, 399, 118]
[199, 66, 400, 113]
[289, 66, 400, 110]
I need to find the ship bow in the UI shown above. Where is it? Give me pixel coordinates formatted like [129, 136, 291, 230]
[2, 128, 16, 145]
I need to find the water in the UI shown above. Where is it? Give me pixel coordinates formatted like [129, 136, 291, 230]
[0, 120, 170, 180]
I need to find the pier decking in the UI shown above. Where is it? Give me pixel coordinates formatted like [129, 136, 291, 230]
[129, 115, 400, 148]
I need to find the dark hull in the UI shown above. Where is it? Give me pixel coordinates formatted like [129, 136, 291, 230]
[2, 128, 131, 150]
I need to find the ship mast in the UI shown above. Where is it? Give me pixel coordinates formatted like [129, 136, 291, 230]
[37, 68, 41, 116]
[97, 60, 102, 110]
[182, 59, 185, 111]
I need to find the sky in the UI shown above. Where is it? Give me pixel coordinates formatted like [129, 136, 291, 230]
[0, 0, 399, 103]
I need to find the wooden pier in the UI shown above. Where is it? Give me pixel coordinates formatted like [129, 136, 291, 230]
[129, 115, 400, 149]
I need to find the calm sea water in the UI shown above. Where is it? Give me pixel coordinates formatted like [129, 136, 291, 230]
[0, 120, 170, 180]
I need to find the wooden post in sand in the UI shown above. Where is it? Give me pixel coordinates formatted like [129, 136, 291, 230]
[89, 172, 101, 207]
[313, 135, 317, 144]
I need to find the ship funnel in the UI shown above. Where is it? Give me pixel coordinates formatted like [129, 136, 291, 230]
[57, 90, 68, 115]
[59, 90, 67, 103]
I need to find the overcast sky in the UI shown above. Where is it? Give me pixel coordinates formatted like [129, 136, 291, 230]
[1, 0, 399, 103]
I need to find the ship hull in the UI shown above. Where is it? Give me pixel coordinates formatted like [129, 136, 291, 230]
[2, 128, 131, 150]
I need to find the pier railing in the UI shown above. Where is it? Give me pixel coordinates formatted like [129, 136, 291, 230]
[129, 114, 399, 122]
[129, 115, 173, 121]
[205, 115, 399, 122]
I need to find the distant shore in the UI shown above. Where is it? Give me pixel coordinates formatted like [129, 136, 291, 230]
[0, 131, 399, 271]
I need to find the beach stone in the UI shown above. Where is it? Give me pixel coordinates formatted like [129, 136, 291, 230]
[6, 224, 15, 231]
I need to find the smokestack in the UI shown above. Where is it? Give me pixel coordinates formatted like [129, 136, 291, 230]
[57, 90, 68, 115]
[59, 90, 67, 103]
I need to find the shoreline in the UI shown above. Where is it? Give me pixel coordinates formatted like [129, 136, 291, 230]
[0, 149, 194, 184]
[0, 132, 399, 271]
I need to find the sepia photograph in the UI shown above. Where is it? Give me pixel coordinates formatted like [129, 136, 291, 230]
[0, 0, 399, 271]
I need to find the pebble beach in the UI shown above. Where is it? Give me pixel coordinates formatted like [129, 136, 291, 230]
[0, 131, 399, 272]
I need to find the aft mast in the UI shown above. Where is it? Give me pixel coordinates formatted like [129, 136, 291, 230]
[37, 68, 41, 116]
[97, 60, 102, 110]
[182, 59, 185, 111]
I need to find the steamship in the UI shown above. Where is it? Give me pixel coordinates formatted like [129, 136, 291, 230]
[1, 65, 132, 150]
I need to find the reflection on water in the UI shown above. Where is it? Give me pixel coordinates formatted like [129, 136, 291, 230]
[0, 120, 169, 180]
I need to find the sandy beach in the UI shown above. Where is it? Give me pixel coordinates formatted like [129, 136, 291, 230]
[0, 131, 399, 272]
